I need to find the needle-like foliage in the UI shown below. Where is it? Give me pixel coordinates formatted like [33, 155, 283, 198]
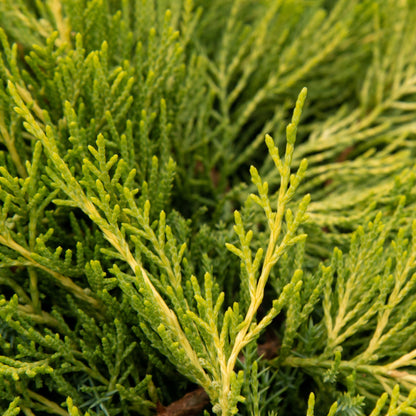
[1, 1, 416, 416]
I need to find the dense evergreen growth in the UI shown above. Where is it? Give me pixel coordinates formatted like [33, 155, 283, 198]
[1, 1, 416, 415]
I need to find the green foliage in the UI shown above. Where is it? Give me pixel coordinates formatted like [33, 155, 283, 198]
[1, 1, 416, 416]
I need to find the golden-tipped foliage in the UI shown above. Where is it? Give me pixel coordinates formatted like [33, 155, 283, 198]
[1, 1, 416, 416]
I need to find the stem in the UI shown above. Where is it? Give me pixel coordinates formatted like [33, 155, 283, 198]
[28, 267, 41, 313]
[359, 249, 416, 361]
[17, 304, 60, 327]
[281, 355, 416, 388]
[0, 234, 102, 312]
[26, 389, 69, 416]
[219, 184, 289, 414]
[80, 199, 212, 390]
[0, 111, 27, 179]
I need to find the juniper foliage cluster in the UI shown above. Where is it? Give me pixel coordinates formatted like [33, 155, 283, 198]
[1, 1, 416, 415]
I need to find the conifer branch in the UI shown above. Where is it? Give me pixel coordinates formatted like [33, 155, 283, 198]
[0, 233, 100, 310]
[2, 2, 416, 415]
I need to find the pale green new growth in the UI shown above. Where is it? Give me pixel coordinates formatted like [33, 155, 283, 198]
[8, 72, 309, 414]
[3, 398, 20, 416]
[1, 1, 416, 416]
